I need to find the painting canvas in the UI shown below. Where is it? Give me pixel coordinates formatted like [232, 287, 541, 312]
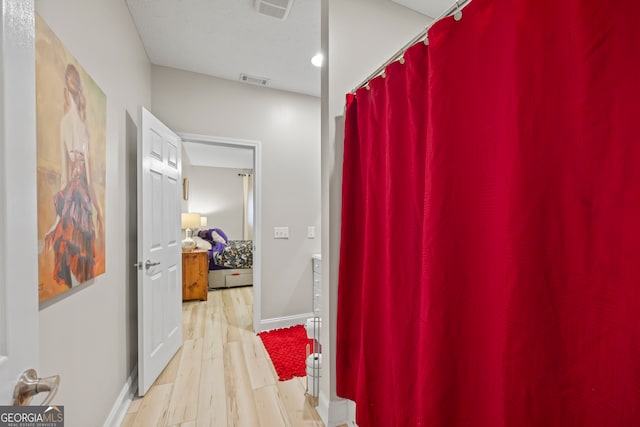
[36, 15, 107, 304]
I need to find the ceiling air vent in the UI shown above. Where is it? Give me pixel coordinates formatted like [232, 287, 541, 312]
[255, 0, 293, 20]
[239, 73, 270, 86]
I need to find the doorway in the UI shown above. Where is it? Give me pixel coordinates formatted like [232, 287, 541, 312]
[179, 133, 262, 333]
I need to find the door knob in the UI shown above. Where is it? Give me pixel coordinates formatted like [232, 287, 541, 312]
[145, 260, 160, 269]
[13, 369, 60, 406]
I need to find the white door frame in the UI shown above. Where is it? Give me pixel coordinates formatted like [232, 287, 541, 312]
[0, 0, 40, 403]
[178, 133, 262, 332]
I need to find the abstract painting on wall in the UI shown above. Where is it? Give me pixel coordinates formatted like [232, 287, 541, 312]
[36, 15, 107, 304]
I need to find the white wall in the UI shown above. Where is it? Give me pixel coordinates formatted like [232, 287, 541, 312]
[320, 0, 430, 425]
[35, 1, 151, 425]
[188, 166, 244, 240]
[151, 66, 321, 321]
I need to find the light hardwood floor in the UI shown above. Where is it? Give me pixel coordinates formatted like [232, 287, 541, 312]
[121, 287, 324, 427]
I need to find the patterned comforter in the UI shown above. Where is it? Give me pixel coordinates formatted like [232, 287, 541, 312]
[213, 240, 253, 269]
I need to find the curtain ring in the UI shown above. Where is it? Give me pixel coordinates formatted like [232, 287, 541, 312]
[399, 56, 405, 65]
[381, 70, 387, 79]
[423, 34, 429, 45]
[453, 1, 463, 21]
[365, 83, 371, 91]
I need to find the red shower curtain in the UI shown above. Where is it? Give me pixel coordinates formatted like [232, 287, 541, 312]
[338, 41, 430, 426]
[337, 0, 640, 426]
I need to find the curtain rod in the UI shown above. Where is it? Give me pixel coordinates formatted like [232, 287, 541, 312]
[351, 0, 471, 94]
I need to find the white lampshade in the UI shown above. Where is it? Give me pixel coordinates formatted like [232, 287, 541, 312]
[181, 213, 201, 251]
[181, 212, 201, 229]
[200, 216, 208, 227]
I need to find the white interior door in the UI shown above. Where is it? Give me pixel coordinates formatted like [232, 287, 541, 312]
[0, 0, 41, 404]
[137, 107, 183, 395]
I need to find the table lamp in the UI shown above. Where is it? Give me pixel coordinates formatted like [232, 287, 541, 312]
[181, 212, 201, 251]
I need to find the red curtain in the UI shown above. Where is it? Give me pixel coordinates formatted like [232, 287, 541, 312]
[338, 41, 430, 426]
[337, 0, 640, 426]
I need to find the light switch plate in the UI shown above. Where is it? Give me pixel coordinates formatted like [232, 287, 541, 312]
[274, 227, 289, 239]
[307, 226, 315, 238]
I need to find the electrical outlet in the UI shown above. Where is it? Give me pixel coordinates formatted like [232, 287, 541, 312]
[307, 226, 315, 238]
[274, 227, 289, 239]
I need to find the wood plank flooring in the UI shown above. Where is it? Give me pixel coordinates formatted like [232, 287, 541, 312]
[122, 287, 324, 427]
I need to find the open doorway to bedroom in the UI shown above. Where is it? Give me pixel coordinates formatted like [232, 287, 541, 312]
[180, 134, 262, 333]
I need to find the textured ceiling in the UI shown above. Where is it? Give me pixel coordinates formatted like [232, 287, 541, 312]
[126, 0, 321, 97]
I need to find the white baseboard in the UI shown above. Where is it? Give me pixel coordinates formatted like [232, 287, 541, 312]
[103, 365, 138, 427]
[318, 391, 357, 427]
[347, 399, 357, 426]
[258, 312, 314, 333]
[318, 391, 330, 426]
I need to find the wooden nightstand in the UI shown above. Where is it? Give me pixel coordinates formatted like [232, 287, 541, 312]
[182, 250, 209, 301]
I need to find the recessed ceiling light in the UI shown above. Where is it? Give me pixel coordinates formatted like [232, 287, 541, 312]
[311, 53, 323, 68]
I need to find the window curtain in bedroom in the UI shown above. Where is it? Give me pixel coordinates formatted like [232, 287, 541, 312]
[242, 174, 253, 240]
[337, 0, 640, 426]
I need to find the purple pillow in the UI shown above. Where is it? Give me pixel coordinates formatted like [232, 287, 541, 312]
[197, 229, 212, 241]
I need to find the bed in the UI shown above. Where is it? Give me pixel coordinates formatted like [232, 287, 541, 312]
[196, 228, 253, 289]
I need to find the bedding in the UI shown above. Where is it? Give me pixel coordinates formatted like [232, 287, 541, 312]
[198, 228, 253, 270]
[213, 239, 253, 269]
